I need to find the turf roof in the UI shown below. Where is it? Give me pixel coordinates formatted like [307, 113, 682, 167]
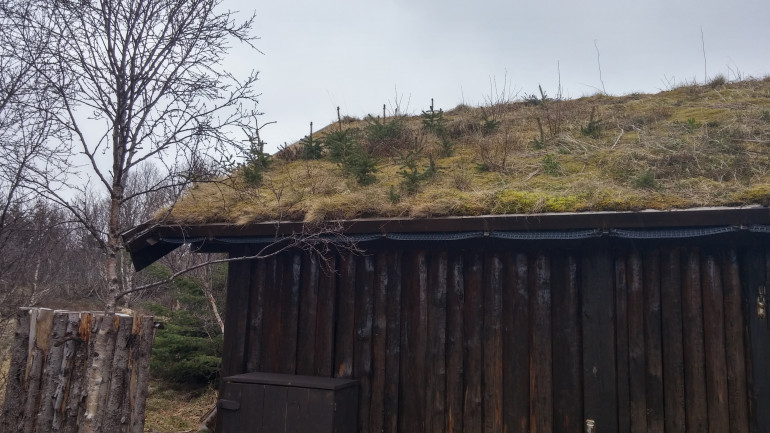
[167, 78, 770, 225]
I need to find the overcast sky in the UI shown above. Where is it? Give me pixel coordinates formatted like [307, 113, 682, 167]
[226, 0, 770, 153]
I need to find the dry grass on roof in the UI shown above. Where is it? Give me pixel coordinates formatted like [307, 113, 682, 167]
[167, 77, 770, 225]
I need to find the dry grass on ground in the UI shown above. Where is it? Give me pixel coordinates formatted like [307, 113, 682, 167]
[166, 77, 770, 225]
[144, 382, 218, 433]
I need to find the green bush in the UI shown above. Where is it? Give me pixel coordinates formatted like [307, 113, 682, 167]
[421, 99, 447, 136]
[581, 107, 602, 138]
[324, 129, 358, 164]
[324, 128, 377, 185]
[240, 136, 271, 186]
[397, 150, 436, 195]
[480, 108, 500, 136]
[364, 115, 405, 143]
[633, 170, 657, 189]
[300, 134, 323, 160]
[540, 154, 561, 176]
[146, 272, 225, 385]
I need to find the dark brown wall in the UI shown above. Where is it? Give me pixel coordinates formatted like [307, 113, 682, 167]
[221, 240, 770, 433]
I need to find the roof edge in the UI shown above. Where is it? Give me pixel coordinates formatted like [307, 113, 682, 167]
[123, 206, 770, 270]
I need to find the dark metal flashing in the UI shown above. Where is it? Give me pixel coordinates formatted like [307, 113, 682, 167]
[123, 206, 770, 271]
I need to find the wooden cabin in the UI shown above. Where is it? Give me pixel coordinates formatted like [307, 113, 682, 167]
[127, 80, 770, 432]
[126, 207, 770, 433]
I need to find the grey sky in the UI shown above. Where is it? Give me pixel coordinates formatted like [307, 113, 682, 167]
[227, 0, 770, 153]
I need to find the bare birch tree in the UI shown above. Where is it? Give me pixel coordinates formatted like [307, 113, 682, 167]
[23, 0, 261, 311]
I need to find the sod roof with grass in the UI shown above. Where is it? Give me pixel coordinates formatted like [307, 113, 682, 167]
[167, 78, 770, 226]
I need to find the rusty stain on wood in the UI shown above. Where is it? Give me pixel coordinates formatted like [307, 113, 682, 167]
[78, 313, 93, 343]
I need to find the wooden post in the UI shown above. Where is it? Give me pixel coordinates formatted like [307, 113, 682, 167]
[369, 252, 389, 433]
[426, 252, 447, 433]
[463, 252, 484, 433]
[682, 249, 708, 432]
[660, 249, 686, 433]
[445, 253, 464, 433]
[701, 253, 730, 432]
[721, 250, 750, 432]
[643, 251, 664, 432]
[627, 251, 647, 433]
[0, 309, 31, 432]
[482, 253, 503, 433]
[503, 253, 529, 433]
[581, 246, 617, 432]
[614, 255, 631, 433]
[383, 251, 402, 433]
[355, 255, 375, 433]
[530, 254, 553, 433]
[552, 254, 582, 433]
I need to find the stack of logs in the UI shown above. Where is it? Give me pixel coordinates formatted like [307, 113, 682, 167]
[0, 308, 155, 433]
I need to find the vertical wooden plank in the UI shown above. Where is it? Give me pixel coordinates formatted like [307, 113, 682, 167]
[245, 259, 266, 373]
[35, 312, 69, 431]
[721, 250, 750, 432]
[503, 253, 530, 433]
[463, 252, 484, 433]
[399, 250, 427, 433]
[426, 251, 448, 433]
[747, 250, 770, 433]
[279, 253, 302, 374]
[660, 248, 686, 433]
[260, 254, 283, 373]
[626, 250, 647, 433]
[552, 254, 582, 433]
[63, 312, 91, 433]
[530, 253, 553, 433]
[482, 253, 503, 433]
[643, 250, 664, 432]
[221, 247, 253, 377]
[355, 255, 375, 433]
[369, 252, 389, 433]
[297, 254, 320, 375]
[52, 313, 81, 432]
[742, 248, 770, 433]
[1, 309, 31, 432]
[335, 253, 356, 378]
[383, 251, 402, 433]
[614, 256, 631, 433]
[682, 248, 708, 432]
[446, 252, 465, 433]
[314, 255, 337, 377]
[129, 316, 155, 433]
[23, 308, 54, 433]
[219, 382, 265, 433]
[582, 246, 618, 431]
[262, 386, 288, 433]
[285, 387, 307, 433]
[102, 315, 134, 433]
[701, 253, 730, 432]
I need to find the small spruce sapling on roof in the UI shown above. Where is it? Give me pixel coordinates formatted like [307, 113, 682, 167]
[581, 107, 602, 139]
[240, 115, 273, 186]
[421, 98, 453, 157]
[325, 107, 377, 185]
[301, 122, 323, 160]
[397, 149, 437, 195]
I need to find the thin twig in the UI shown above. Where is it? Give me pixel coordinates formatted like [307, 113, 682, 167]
[594, 40, 606, 94]
[611, 128, 625, 148]
[701, 26, 707, 83]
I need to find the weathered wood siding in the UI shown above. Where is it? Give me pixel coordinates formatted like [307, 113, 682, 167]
[1, 309, 155, 433]
[222, 241, 769, 433]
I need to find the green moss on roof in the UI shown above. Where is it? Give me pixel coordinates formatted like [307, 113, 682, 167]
[167, 78, 770, 224]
